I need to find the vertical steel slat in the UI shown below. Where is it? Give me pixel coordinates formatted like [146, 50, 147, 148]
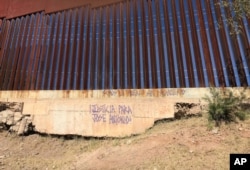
[171, 0, 185, 87]
[0, 19, 7, 51]
[0, 20, 10, 73]
[119, 3, 125, 89]
[13, 17, 29, 89]
[214, 0, 236, 86]
[188, 0, 205, 87]
[60, 11, 70, 90]
[49, 13, 60, 89]
[0, 19, 2, 50]
[95, 8, 102, 89]
[133, 0, 140, 88]
[141, 0, 149, 88]
[210, 2, 230, 86]
[112, 4, 117, 89]
[155, 0, 166, 88]
[143, 1, 153, 88]
[205, 0, 225, 87]
[179, 0, 195, 87]
[75, 7, 84, 90]
[4, 20, 21, 90]
[30, 13, 45, 90]
[114, 5, 122, 89]
[22, 15, 36, 90]
[136, 0, 144, 88]
[107, 5, 115, 89]
[196, 0, 215, 86]
[78, 7, 86, 90]
[62, 10, 72, 90]
[21, 15, 36, 90]
[102, 7, 108, 89]
[109, 5, 116, 89]
[224, 5, 247, 86]
[111, 4, 117, 89]
[24, 14, 41, 90]
[42, 14, 56, 90]
[92, 9, 99, 89]
[0, 19, 4, 50]
[147, 0, 157, 88]
[56, 11, 66, 90]
[1, 20, 16, 90]
[104, 7, 110, 89]
[162, 0, 176, 87]
[126, 1, 132, 89]
[239, 18, 250, 67]
[40, 15, 52, 90]
[87, 10, 97, 89]
[130, 1, 136, 88]
[69, 9, 78, 90]
[100, 7, 105, 89]
[122, 3, 127, 88]
[8, 19, 24, 90]
[119, 3, 124, 89]
[82, 6, 90, 89]
[36, 15, 50, 90]
[239, 18, 250, 85]
[16, 16, 32, 90]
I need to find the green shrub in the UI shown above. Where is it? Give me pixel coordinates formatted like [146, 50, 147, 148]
[203, 87, 250, 126]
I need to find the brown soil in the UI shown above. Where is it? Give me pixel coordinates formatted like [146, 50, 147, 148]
[0, 115, 250, 170]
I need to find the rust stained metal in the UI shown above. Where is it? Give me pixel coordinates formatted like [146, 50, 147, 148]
[147, 0, 157, 88]
[214, 0, 236, 86]
[171, 0, 185, 87]
[2, 19, 20, 90]
[196, 0, 215, 86]
[188, 0, 205, 87]
[126, 1, 132, 88]
[223, 3, 248, 86]
[162, 0, 176, 88]
[0, 0, 249, 90]
[155, 0, 166, 88]
[179, 0, 195, 87]
[0, 20, 15, 89]
[205, 0, 225, 87]
[30, 13, 46, 90]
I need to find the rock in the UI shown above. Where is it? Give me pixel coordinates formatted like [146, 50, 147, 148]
[14, 112, 23, 122]
[6, 117, 14, 126]
[0, 155, 5, 159]
[238, 127, 243, 131]
[11, 104, 22, 112]
[17, 119, 27, 135]
[1, 110, 13, 119]
[126, 140, 132, 145]
[211, 128, 219, 134]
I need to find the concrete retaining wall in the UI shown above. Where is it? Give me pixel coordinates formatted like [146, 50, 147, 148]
[0, 88, 249, 137]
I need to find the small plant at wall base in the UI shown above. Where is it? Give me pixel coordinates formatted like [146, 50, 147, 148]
[203, 87, 250, 127]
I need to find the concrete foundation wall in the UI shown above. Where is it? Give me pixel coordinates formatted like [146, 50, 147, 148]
[0, 88, 249, 137]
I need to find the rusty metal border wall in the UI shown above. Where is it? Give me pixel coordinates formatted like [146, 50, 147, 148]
[0, 0, 249, 90]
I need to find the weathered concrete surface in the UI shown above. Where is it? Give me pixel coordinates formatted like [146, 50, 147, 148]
[0, 88, 249, 137]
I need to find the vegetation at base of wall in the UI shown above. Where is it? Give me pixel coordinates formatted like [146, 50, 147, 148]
[203, 87, 250, 127]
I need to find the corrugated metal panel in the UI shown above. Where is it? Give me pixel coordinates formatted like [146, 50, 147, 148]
[0, 0, 249, 90]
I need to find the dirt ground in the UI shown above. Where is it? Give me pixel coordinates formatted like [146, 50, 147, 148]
[0, 115, 250, 170]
